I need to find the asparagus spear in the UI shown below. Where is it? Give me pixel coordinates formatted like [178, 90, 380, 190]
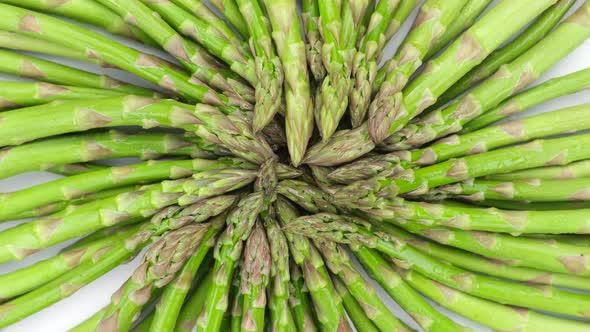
[0, 158, 250, 222]
[1, 0, 155, 45]
[314, 0, 355, 140]
[264, 0, 313, 166]
[327, 153, 410, 184]
[433, 0, 576, 109]
[381, 224, 590, 292]
[285, 213, 590, 318]
[477, 199, 590, 211]
[147, 214, 225, 332]
[235, 0, 284, 132]
[230, 264, 244, 332]
[0, 96, 275, 164]
[0, 81, 126, 109]
[96, 224, 211, 331]
[209, 0, 250, 38]
[265, 215, 297, 331]
[301, 0, 325, 81]
[401, 268, 590, 332]
[303, 124, 377, 166]
[0, 173, 252, 264]
[368, 0, 468, 143]
[240, 221, 271, 332]
[315, 239, 413, 332]
[464, 67, 590, 132]
[0, 4, 242, 106]
[171, 0, 245, 46]
[396, 102, 590, 166]
[275, 197, 350, 332]
[390, 218, 590, 276]
[0, 224, 140, 300]
[0, 130, 221, 179]
[195, 192, 265, 332]
[335, 133, 590, 209]
[94, 0, 251, 106]
[431, 177, 590, 202]
[372, 0, 419, 91]
[0, 49, 155, 96]
[139, 0, 257, 89]
[276, 179, 338, 214]
[349, 0, 401, 127]
[388, 1, 590, 150]
[175, 271, 214, 332]
[423, 0, 493, 60]
[354, 247, 466, 332]
[332, 278, 379, 332]
[488, 159, 590, 181]
[288, 262, 318, 332]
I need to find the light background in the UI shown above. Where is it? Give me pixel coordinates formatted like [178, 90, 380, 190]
[1, 0, 589, 331]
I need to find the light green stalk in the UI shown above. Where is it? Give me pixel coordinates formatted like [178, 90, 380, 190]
[388, 1, 590, 150]
[464, 67, 590, 132]
[209, 0, 250, 38]
[0, 49, 155, 96]
[264, 0, 313, 166]
[433, 0, 576, 109]
[236, 0, 284, 132]
[333, 278, 379, 332]
[174, 270, 215, 332]
[368, 0, 468, 143]
[0, 4, 241, 105]
[0, 130, 221, 180]
[195, 193, 265, 332]
[302, 0, 325, 81]
[488, 159, 590, 181]
[289, 262, 318, 332]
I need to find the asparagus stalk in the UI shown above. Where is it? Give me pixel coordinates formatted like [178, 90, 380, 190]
[0, 0, 156, 45]
[0, 158, 250, 222]
[95, 0, 251, 106]
[315, 0, 355, 140]
[175, 271, 214, 332]
[264, 0, 313, 166]
[275, 197, 350, 332]
[433, 0, 576, 109]
[239, 221, 272, 332]
[477, 199, 590, 211]
[401, 268, 590, 332]
[315, 239, 413, 332]
[96, 224, 211, 331]
[301, 0, 325, 81]
[195, 192, 265, 332]
[332, 278, 379, 332]
[398, 102, 590, 166]
[349, 0, 401, 127]
[488, 159, 590, 181]
[391, 218, 590, 276]
[0, 4, 242, 105]
[327, 153, 410, 184]
[423, 0, 493, 60]
[0, 172, 252, 264]
[235, 0, 284, 132]
[0, 81, 126, 109]
[285, 213, 590, 318]
[276, 179, 338, 214]
[265, 215, 297, 331]
[388, 1, 590, 150]
[147, 214, 225, 332]
[288, 262, 318, 332]
[335, 133, 590, 209]
[379, 224, 590, 292]
[431, 177, 590, 202]
[372, 0, 419, 92]
[0, 96, 275, 164]
[0, 224, 141, 300]
[209, 0, 250, 38]
[354, 247, 466, 332]
[0, 49, 155, 96]
[368, 0, 468, 143]
[47, 163, 108, 176]
[171, 0, 245, 47]
[303, 124, 376, 166]
[139, 0, 257, 88]
[230, 265, 244, 332]
[464, 67, 590, 132]
[0, 130, 221, 179]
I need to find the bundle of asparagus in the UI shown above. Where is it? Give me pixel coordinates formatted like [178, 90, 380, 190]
[1, 0, 589, 331]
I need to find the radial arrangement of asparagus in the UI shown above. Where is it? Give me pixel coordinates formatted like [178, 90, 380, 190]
[2, 0, 590, 330]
